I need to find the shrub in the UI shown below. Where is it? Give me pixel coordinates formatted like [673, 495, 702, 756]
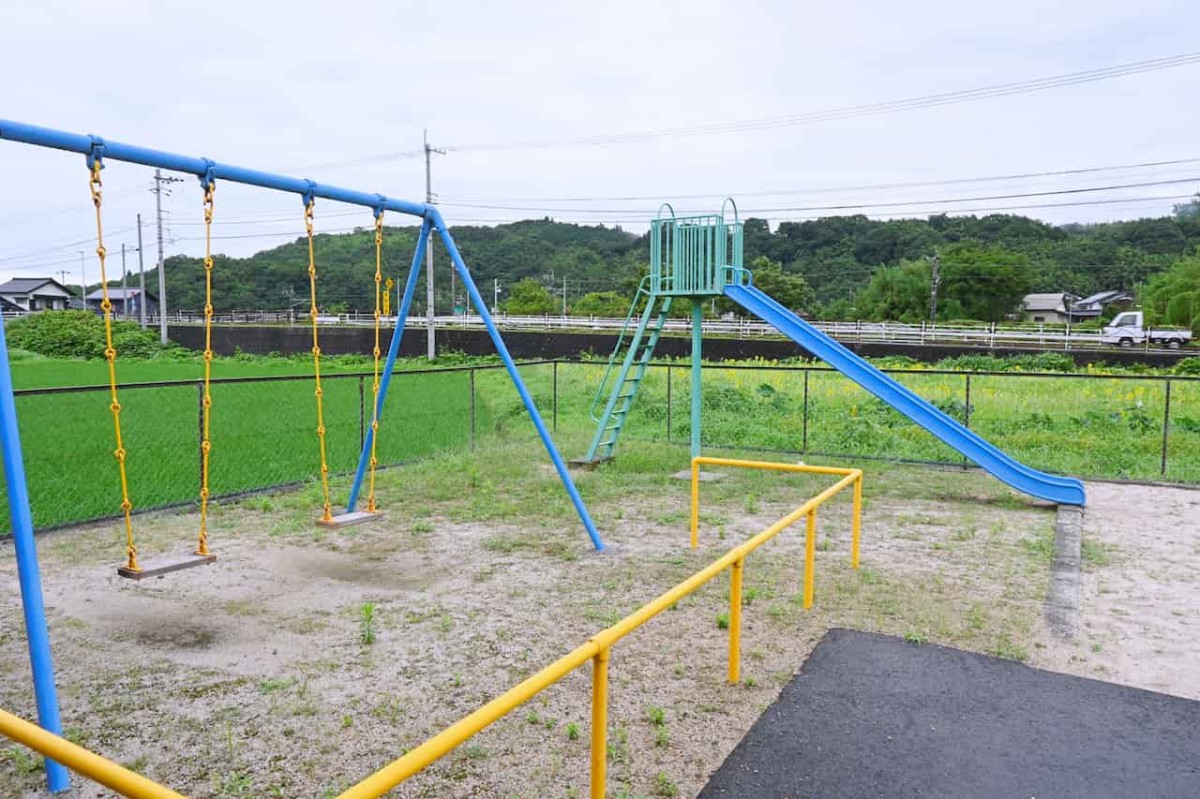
[1173, 357, 1200, 376]
[5, 311, 168, 359]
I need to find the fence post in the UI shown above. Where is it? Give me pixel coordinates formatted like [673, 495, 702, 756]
[666, 364, 673, 443]
[1162, 379, 1172, 477]
[196, 381, 205, 490]
[802, 370, 810, 454]
[552, 361, 558, 435]
[469, 368, 476, 451]
[358, 375, 366, 452]
[964, 374, 972, 429]
[963, 373, 972, 467]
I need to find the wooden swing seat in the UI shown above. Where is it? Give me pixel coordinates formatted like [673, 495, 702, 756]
[117, 553, 218, 580]
[315, 510, 380, 530]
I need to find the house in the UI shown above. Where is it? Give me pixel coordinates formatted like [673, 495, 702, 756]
[1021, 291, 1134, 324]
[85, 288, 159, 318]
[0, 277, 75, 311]
[1021, 293, 1077, 324]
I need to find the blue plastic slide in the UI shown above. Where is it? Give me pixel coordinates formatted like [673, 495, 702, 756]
[724, 283, 1086, 506]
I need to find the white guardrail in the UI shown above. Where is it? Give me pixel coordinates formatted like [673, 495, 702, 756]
[140, 310, 1195, 353]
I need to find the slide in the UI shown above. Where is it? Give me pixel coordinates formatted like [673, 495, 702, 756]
[724, 283, 1086, 506]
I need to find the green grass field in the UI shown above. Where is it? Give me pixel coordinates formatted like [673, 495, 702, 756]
[1, 355, 1196, 533]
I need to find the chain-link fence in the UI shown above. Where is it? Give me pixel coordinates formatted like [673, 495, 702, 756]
[1, 360, 1197, 534]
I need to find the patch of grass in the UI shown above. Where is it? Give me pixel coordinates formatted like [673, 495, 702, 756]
[654, 772, 679, 797]
[359, 602, 377, 645]
[1082, 539, 1113, 568]
[566, 722, 580, 741]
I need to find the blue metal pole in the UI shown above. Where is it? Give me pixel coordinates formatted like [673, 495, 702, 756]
[0, 318, 70, 793]
[428, 209, 605, 551]
[0, 119, 428, 218]
[346, 221, 431, 511]
[691, 299, 703, 460]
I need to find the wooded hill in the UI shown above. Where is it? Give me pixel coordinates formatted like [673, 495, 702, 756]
[152, 202, 1200, 327]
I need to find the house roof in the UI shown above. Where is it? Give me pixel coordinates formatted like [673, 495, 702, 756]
[0, 277, 71, 295]
[1022, 293, 1070, 312]
[85, 288, 156, 300]
[1074, 290, 1133, 308]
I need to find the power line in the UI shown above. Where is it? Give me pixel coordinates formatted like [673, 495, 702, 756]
[440, 156, 1200, 203]
[439, 176, 1200, 215]
[439, 51, 1200, 153]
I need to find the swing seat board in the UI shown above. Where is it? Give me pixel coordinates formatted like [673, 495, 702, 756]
[315, 510, 380, 529]
[117, 554, 217, 580]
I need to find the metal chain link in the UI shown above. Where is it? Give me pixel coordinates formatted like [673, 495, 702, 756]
[306, 200, 334, 521]
[90, 161, 139, 572]
[196, 180, 216, 556]
[366, 213, 384, 512]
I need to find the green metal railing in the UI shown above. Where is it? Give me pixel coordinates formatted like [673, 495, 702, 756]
[649, 200, 743, 297]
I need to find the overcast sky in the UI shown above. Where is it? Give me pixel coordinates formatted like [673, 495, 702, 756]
[2, 0, 1199, 290]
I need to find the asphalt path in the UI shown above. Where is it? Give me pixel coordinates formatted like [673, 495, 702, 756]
[698, 629, 1199, 798]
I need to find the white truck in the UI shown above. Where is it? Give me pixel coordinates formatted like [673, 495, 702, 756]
[1101, 310, 1193, 349]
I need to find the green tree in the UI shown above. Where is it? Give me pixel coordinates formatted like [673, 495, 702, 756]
[570, 291, 632, 317]
[856, 259, 948, 322]
[748, 256, 816, 313]
[1140, 255, 1200, 333]
[938, 243, 1033, 322]
[503, 278, 556, 315]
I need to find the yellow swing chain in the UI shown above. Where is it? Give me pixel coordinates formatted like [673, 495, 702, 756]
[89, 161, 139, 572]
[196, 179, 216, 556]
[365, 212, 384, 512]
[305, 199, 334, 521]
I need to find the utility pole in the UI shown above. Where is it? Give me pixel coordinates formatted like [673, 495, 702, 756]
[76, 251, 86, 311]
[562, 276, 567, 316]
[152, 169, 183, 344]
[136, 214, 147, 328]
[121, 243, 128, 320]
[424, 130, 445, 360]
[929, 252, 941, 325]
[493, 278, 501, 314]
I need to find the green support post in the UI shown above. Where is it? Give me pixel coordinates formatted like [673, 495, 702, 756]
[691, 298, 703, 459]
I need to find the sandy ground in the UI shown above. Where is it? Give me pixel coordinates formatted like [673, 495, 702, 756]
[0, 458, 1197, 798]
[1033, 481, 1200, 700]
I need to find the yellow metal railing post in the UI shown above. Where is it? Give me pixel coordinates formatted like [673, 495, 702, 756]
[590, 647, 610, 799]
[729, 557, 744, 684]
[690, 457, 700, 549]
[851, 473, 863, 569]
[803, 509, 817, 609]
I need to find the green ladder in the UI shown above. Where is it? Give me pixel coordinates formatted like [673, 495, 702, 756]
[582, 283, 673, 463]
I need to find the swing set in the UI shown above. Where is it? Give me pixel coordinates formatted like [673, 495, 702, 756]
[0, 118, 606, 793]
[86, 148, 415, 578]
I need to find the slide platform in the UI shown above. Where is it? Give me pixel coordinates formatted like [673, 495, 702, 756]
[724, 283, 1086, 506]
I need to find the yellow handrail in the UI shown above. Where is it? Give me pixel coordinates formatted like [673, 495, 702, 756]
[0, 709, 187, 799]
[337, 458, 863, 799]
[690, 456, 865, 610]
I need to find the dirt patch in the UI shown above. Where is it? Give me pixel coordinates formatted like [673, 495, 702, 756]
[0, 451, 1195, 798]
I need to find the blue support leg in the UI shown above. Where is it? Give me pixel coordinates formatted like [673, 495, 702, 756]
[428, 209, 605, 551]
[346, 221, 431, 512]
[0, 317, 70, 793]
